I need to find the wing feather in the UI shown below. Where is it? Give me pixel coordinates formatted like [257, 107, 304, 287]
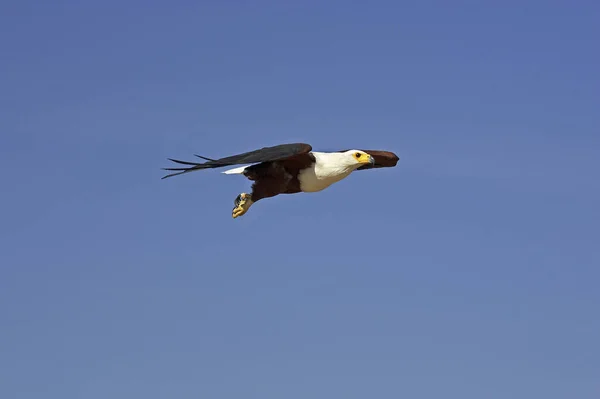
[162, 143, 312, 179]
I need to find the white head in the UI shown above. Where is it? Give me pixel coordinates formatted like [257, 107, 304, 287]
[340, 150, 376, 169]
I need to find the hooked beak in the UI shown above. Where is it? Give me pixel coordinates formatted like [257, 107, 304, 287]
[369, 155, 375, 165]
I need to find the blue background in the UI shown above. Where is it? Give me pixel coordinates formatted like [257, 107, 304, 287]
[1, 1, 599, 398]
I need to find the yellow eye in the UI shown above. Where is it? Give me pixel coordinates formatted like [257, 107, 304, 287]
[355, 152, 361, 158]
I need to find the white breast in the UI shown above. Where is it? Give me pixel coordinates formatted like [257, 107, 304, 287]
[298, 152, 355, 192]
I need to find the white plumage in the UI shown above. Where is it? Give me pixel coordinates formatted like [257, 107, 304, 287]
[297, 152, 363, 192]
[222, 150, 370, 192]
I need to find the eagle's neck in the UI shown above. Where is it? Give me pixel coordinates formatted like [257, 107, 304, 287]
[297, 152, 358, 193]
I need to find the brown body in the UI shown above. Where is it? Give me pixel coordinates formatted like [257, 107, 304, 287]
[242, 153, 315, 202]
[241, 149, 399, 203]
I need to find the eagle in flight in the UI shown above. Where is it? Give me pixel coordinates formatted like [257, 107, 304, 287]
[162, 143, 399, 218]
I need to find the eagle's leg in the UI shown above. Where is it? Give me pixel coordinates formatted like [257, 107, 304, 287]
[230, 180, 284, 219]
[231, 162, 290, 219]
[232, 193, 253, 219]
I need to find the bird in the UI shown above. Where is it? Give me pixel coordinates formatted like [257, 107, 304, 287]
[162, 142, 399, 218]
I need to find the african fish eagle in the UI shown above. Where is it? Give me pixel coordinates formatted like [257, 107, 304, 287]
[162, 143, 399, 218]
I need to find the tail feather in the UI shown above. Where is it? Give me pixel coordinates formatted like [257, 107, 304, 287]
[222, 165, 249, 175]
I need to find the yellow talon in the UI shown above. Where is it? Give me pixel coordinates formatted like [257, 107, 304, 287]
[232, 206, 247, 218]
[232, 193, 253, 218]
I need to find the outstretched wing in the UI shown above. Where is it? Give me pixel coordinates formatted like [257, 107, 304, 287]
[162, 142, 313, 179]
[350, 150, 400, 170]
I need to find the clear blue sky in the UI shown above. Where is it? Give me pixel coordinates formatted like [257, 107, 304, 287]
[1, 1, 599, 398]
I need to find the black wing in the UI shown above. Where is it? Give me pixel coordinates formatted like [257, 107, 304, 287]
[162, 142, 312, 179]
